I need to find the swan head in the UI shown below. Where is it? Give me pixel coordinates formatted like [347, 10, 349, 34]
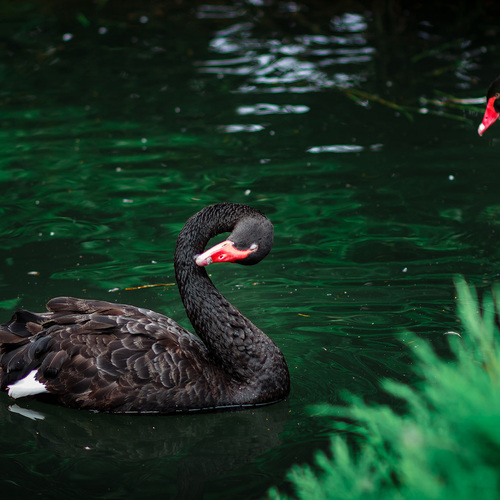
[479, 75, 500, 136]
[195, 214, 273, 267]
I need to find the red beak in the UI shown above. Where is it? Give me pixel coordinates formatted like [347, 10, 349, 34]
[478, 96, 500, 136]
[195, 240, 256, 267]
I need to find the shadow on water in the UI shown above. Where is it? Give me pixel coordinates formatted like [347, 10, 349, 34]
[0, 393, 290, 499]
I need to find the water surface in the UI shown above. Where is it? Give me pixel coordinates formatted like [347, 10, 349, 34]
[1, 1, 500, 498]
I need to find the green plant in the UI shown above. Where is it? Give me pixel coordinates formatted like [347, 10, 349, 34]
[269, 279, 500, 499]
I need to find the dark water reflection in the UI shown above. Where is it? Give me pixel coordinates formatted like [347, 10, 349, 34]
[197, 11, 371, 93]
[0, 395, 291, 499]
[1, 1, 500, 498]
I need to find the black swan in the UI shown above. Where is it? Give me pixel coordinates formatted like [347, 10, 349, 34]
[0, 203, 290, 413]
[478, 75, 500, 136]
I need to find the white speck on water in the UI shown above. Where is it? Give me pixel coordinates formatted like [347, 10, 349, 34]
[218, 124, 264, 133]
[62, 33, 73, 42]
[307, 144, 364, 154]
[449, 175, 455, 181]
[244, 189, 251, 196]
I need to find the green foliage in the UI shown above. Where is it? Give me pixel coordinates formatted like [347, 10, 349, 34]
[270, 279, 500, 499]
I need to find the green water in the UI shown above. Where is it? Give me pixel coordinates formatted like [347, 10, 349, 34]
[1, 1, 500, 498]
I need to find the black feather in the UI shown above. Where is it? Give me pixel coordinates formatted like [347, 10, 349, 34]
[0, 204, 290, 413]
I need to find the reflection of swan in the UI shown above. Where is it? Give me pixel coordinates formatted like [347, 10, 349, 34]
[0, 393, 289, 499]
[0, 203, 290, 413]
[8, 404, 45, 420]
[478, 76, 500, 136]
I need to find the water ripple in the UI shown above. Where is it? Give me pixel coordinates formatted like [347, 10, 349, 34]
[197, 11, 373, 93]
[307, 144, 383, 153]
[236, 103, 309, 115]
[217, 124, 264, 133]
[196, 4, 246, 19]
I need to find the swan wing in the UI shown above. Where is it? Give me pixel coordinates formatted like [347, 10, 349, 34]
[0, 297, 213, 412]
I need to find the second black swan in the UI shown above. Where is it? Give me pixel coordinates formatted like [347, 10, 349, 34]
[478, 75, 500, 136]
[0, 203, 290, 413]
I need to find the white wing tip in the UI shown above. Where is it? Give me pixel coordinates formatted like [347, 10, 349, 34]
[7, 370, 49, 399]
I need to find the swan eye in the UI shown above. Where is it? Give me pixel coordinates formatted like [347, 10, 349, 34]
[250, 243, 258, 250]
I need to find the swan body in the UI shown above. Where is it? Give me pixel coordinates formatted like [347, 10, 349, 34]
[0, 203, 290, 413]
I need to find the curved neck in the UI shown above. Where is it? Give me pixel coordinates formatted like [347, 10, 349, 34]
[173, 204, 289, 396]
